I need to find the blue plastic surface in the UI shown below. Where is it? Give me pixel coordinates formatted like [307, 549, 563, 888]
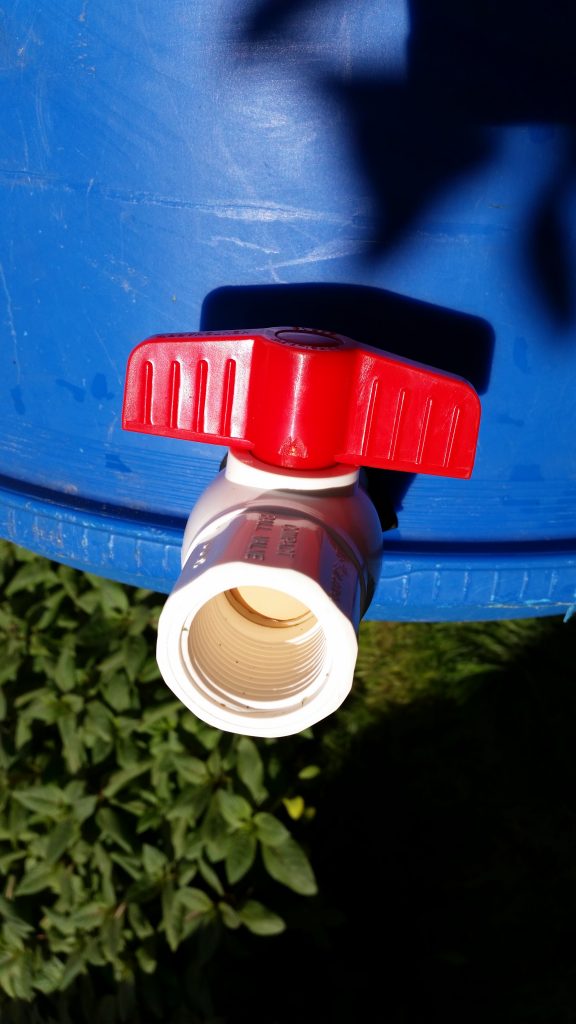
[1, 1, 575, 620]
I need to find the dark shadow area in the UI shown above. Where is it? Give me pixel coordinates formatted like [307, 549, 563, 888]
[240, 0, 576, 329]
[523, 131, 576, 327]
[201, 283, 494, 392]
[382, 537, 576, 556]
[214, 617, 576, 1023]
[202, 282, 494, 515]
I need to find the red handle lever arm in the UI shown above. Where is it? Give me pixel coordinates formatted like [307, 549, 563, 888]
[123, 328, 480, 478]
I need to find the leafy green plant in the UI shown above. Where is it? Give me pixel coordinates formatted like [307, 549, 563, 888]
[0, 542, 317, 1013]
[3, 539, 572, 1023]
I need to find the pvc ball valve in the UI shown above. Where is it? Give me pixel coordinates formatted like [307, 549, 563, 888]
[123, 327, 480, 737]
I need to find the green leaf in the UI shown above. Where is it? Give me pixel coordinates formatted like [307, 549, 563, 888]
[58, 713, 85, 774]
[84, 575, 130, 613]
[5, 561, 57, 596]
[70, 794, 98, 825]
[0, 949, 34, 999]
[110, 853, 142, 881]
[92, 844, 116, 905]
[197, 858, 224, 896]
[115, 732, 141, 769]
[117, 799, 146, 817]
[126, 605, 152, 636]
[96, 808, 134, 854]
[136, 942, 157, 975]
[186, 785, 212, 823]
[35, 589, 66, 631]
[0, 851, 26, 873]
[178, 863, 198, 887]
[54, 645, 77, 692]
[84, 700, 114, 742]
[17, 694, 59, 728]
[2, 917, 34, 951]
[0, 737, 11, 771]
[135, 807, 162, 835]
[128, 903, 154, 940]
[74, 590, 101, 615]
[142, 844, 168, 878]
[298, 764, 321, 780]
[104, 760, 153, 799]
[15, 862, 57, 896]
[138, 658, 162, 683]
[177, 887, 214, 914]
[238, 900, 286, 936]
[121, 636, 148, 683]
[236, 736, 267, 802]
[201, 799, 232, 863]
[225, 829, 257, 884]
[173, 755, 209, 785]
[183, 831, 204, 862]
[0, 661, 20, 688]
[101, 673, 132, 713]
[56, 563, 79, 594]
[64, 779, 86, 802]
[219, 902, 242, 930]
[139, 701, 181, 730]
[13, 785, 65, 817]
[45, 818, 78, 864]
[60, 950, 86, 991]
[34, 956, 65, 995]
[253, 812, 290, 848]
[194, 723, 222, 751]
[100, 913, 124, 962]
[161, 885, 213, 952]
[70, 839, 92, 867]
[206, 748, 221, 777]
[217, 789, 253, 828]
[170, 816, 188, 860]
[43, 904, 104, 935]
[0, 897, 33, 931]
[261, 837, 317, 896]
[72, 903, 108, 930]
[15, 714, 32, 750]
[98, 649, 128, 677]
[92, 737, 114, 765]
[54, 864, 76, 908]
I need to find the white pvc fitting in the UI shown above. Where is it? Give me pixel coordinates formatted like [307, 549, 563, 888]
[156, 451, 383, 737]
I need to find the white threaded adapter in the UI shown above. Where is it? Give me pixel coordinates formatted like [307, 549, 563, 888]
[156, 451, 383, 737]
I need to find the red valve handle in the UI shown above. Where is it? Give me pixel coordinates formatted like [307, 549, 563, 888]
[122, 327, 481, 477]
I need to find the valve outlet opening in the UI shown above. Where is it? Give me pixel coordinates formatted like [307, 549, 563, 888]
[181, 587, 328, 711]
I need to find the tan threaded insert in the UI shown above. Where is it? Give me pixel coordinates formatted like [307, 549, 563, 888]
[226, 586, 313, 627]
[183, 589, 327, 708]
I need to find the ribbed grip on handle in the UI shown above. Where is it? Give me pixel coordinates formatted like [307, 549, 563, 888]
[123, 327, 481, 477]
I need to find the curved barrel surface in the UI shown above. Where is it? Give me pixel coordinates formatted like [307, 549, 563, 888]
[1, 0, 575, 619]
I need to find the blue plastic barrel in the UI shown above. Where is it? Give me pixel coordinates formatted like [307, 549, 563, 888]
[1, 0, 575, 620]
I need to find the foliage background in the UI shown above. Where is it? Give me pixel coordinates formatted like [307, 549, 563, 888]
[1, 539, 576, 1023]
